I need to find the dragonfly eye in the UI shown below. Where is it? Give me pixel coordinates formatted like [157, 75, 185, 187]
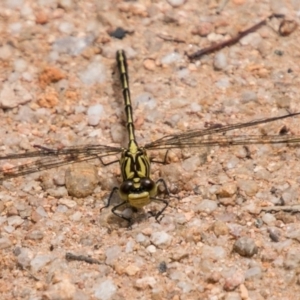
[140, 178, 155, 191]
[120, 180, 134, 194]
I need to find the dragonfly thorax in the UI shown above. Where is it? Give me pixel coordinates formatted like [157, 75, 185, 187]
[119, 142, 157, 207]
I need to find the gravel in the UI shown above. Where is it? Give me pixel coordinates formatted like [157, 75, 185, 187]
[0, 1, 300, 299]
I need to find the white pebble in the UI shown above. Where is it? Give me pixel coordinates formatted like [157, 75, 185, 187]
[94, 279, 117, 300]
[36, 206, 48, 218]
[215, 77, 231, 89]
[105, 246, 121, 265]
[0, 45, 12, 60]
[167, 0, 186, 7]
[79, 61, 106, 85]
[87, 104, 104, 126]
[30, 254, 53, 272]
[135, 93, 156, 110]
[58, 198, 77, 208]
[195, 199, 218, 213]
[214, 52, 227, 70]
[241, 90, 257, 103]
[110, 124, 126, 145]
[9, 22, 22, 34]
[177, 68, 189, 79]
[122, 208, 133, 220]
[7, 216, 24, 227]
[150, 231, 172, 247]
[240, 32, 262, 49]
[125, 240, 134, 253]
[17, 248, 33, 268]
[0, 82, 32, 108]
[22, 72, 33, 81]
[0, 237, 11, 249]
[58, 22, 74, 34]
[14, 58, 28, 72]
[146, 245, 157, 253]
[58, 0, 73, 9]
[69, 211, 82, 222]
[136, 233, 149, 246]
[161, 52, 182, 65]
[190, 102, 202, 113]
[262, 213, 276, 225]
[244, 266, 262, 279]
[4, 226, 15, 233]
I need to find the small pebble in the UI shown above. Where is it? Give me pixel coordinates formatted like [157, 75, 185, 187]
[161, 52, 182, 65]
[7, 215, 24, 227]
[0, 82, 32, 108]
[30, 254, 53, 272]
[135, 277, 156, 289]
[53, 36, 95, 56]
[94, 279, 117, 300]
[17, 248, 33, 268]
[105, 246, 121, 265]
[212, 220, 229, 236]
[213, 52, 227, 70]
[217, 182, 237, 197]
[0, 237, 12, 249]
[223, 270, 245, 291]
[79, 60, 106, 85]
[237, 180, 258, 197]
[192, 22, 213, 37]
[58, 198, 77, 209]
[262, 213, 276, 225]
[125, 265, 140, 276]
[109, 27, 127, 39]
[143, 58, 156, 71]
[58, 0, 73, 9]
[26, 230, 44, 241]
[70, 211, 82, 222]
[167, 0, 186, 7]
[244, 266, 262, 280]
[233, 237, 258, 257]
[195, 199, 218, 214]
[224, 292, 242, 300]
[158, 261, 167, 273]
[65, 163, 99, 198]
[150, 231, 172, 247]
[58, 22, 74, 34]
[241, 90, 258, 103]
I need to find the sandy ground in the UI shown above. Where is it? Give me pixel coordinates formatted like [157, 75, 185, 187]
[1, 0, 300, 299]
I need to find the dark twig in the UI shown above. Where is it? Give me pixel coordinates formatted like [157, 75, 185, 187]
[65, 252, 102, 265]
[157, 33, 185, 43]
[187, 13, 285, 61]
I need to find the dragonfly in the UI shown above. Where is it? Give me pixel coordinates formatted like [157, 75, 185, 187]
[1, 49, 300, 224]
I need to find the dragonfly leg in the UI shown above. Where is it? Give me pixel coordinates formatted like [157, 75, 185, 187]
[151, 197, 169, 223]
[100, 187, 119, 211]
[96, 156, 119, 166]
[111, 201, 133, 225]
[157, 178, 180, 201]
[156, 178, 171, 196]
[33, 145, 58, 153]
[151, 150, 170, 164]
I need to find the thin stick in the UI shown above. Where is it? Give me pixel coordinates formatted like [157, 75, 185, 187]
[187, 13, 285, 60]
[65, 252, 102, 265]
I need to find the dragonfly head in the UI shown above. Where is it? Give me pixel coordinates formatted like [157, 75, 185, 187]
[119, 177, 157, 208]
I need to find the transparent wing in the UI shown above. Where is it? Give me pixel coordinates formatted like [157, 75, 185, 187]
[0, 144, 123, 181]
[145, 112, 300, 150]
